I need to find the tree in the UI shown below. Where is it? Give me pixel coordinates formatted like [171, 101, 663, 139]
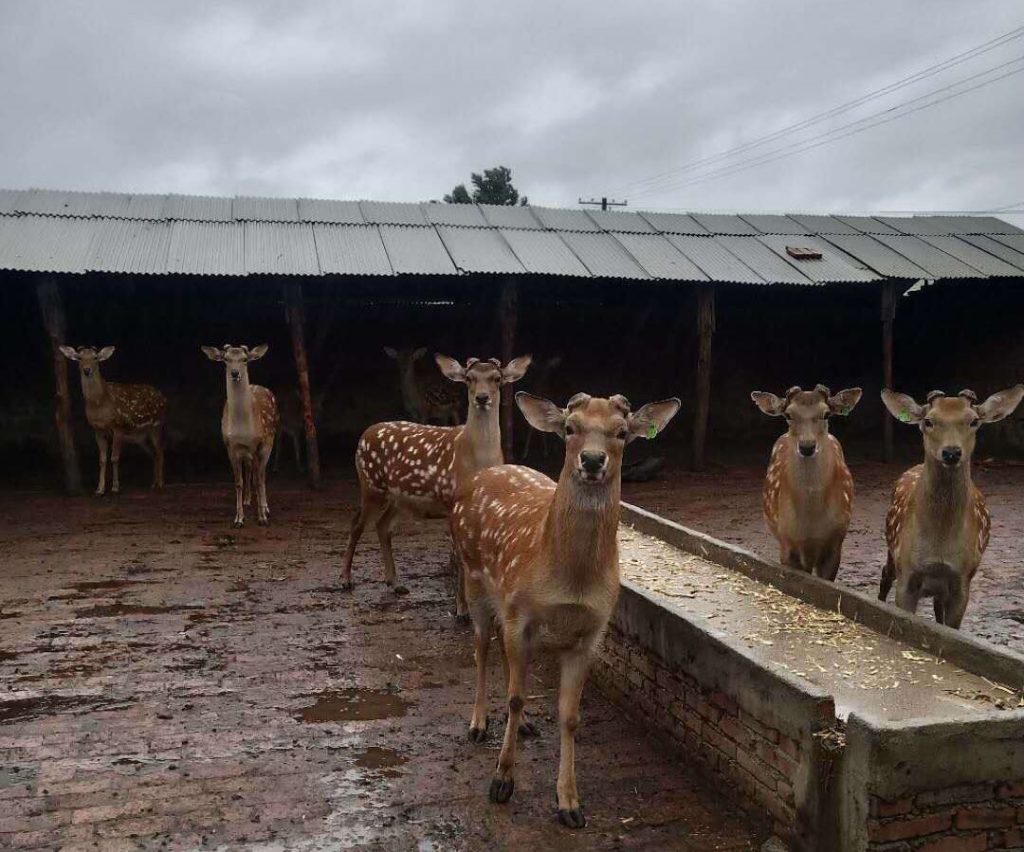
[444, 165, 527, 206]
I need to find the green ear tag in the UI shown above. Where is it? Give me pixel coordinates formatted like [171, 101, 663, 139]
[647, 423, 658, 439]
[841, 406, 851, 416]
[898, 410, 911, 423]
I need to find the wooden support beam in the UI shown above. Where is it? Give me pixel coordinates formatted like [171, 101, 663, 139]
[881, 281, 899, 463]
[36, 277, 83, 494]
[499, 277, 519, 462]
[284, 280, 322, 488]
[691, 284, 715, 472]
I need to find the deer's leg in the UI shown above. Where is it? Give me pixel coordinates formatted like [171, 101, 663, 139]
[256, 444, 271, 526]
[110, 431, 123, 494]
[450, 545, 470, 624]
[497, 626, 539, 737]
[555, 647, 591, 829]
[150, 426, 164, 489]
[243, 459, 253, 506]
[341, 484, 383, 590]
[879, 553, 896, 601]
[94, 432, 109, 496]
[230, 454, 245, 527]
[816, 539, 842, 582]
[943, 581, 970, 629]
[894, 573, 921, 615]
[468, 599, 493, 743]
[376, 501, 406, 595]
[490, 622, 530, 805]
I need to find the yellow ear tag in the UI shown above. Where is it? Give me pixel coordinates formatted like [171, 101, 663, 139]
[647, 423, 658, 439]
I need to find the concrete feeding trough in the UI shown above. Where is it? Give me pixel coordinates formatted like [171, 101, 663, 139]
[594, 503, 1024, 852]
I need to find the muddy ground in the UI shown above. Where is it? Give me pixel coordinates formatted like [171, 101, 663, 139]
[0, 482, 769, 851]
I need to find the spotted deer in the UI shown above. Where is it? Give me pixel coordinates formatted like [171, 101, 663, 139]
[880, 386, 1023, 628]
[342, 355, 532, 605]
[451, 391, 679, 828]
[751, 385, 862, 580]
[201, 345, 279, 527]
[59, 345, 167, 496]
[384, 346, 462, 425]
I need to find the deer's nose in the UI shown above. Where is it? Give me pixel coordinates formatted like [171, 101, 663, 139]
[798, 440, 817, 457]
[475, 393, 491, 407]
[83, 367, 93, 377]
[941, 446, 962, 466]
[230, 369, 240, 380]
[580, 451, 607, 474]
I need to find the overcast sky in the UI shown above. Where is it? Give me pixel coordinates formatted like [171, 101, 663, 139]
[0, 1, 1021, 220]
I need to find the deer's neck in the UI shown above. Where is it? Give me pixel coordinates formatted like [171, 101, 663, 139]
[399, 365, 423, 408]
[545, 467, 621, 590]
[225, 375, 256, 429]
[786, 437, 837, 494]
[452, 403, 503, 495]
[80, 370, 111, 409]
[919, 456, 972, 529]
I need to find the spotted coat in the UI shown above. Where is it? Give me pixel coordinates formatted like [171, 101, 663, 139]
[100, 384, 168, 433]
[356, 421, 461, 506]
[222, 385, 278, 449]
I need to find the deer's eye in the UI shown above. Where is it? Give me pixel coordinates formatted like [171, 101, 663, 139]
[565, 423, 576, 436]
[616, 429, 629, 441]
[822, 411, 831, 420]
[923, 418, 934, 429]
[970, 417, 980, 428]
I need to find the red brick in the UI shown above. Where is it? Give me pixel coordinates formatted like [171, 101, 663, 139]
[704, 725, 738, 761]
[778, 734, 800, 760]
[867, 811, 953, 843]
[686, 691, 723, 724]
[871, 796, 914, 818]
[735, 746, 783, 792]
[917, 783, 994, 808]
[1000, 827, 1024, 847]
[955, 805, 1017, 830]
[720, 714, 757, 750]
[739, 708, 780, 744]
[997, 781, 1024, 800]
[915, 833, 988, 852]
[710, 690, 739, 716]
[755, 739, 798, 778]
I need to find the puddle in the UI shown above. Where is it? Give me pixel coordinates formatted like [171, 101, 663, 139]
[353, 746, 407, 773]
[75, 603, 201, 619]
[295, 688, 409, 723]
[0, 694, 133, 724]
[71, 579, 148, 593]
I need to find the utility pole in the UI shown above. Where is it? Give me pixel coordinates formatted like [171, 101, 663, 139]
[578, 197, 628, 212]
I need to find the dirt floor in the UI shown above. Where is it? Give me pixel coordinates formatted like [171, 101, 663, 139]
[0, 481, 769, 851]
[622, 460, 1024, 653]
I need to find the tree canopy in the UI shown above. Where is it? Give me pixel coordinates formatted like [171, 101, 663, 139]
[443, 165, 527, 206]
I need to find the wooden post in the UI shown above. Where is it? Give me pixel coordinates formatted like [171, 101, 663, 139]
[36, 276, 83, 494]
[284, 280, 322, 488]
[691, 284, 715, 472]
[881, 281, 899, 463]
[499, 277, 519, 462]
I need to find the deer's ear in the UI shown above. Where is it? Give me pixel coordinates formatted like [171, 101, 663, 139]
[96, 346, 115, 361]
[59, 345, 79, 361]
[882, 389, 925, 424]
[516, 392, 566, 436]
[383, 346, 398, 360]
[435, 354, 466, 383]
[412, 347, 427, 361]
[976, 385, 1024, 424]
[502, 354, 532, 385]
[629, 398, 681, 441]
[751, 391, 785, 417]
[201, 346, 224, 362]
[829, 387, 863, 416]
[248, 344, 268, 361]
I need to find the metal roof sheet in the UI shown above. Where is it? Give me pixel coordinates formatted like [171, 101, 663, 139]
[530, 206, 602, 232]
[243, 222, 319, 276]
[297, 197, 364, 224]
[379, 225, 457, 275]
[874, 216, 948, 236]
[832, 216, 901, 235]
[637, 211, 709, 235]
[359, 201, 428, 226]
[871, 235, 984, 279]
[422, 203, 488, 228]
[558, 232, 649, 279]
[162, 194, 233, 222]
[756, 235, 880, 283]
[167, 221, 245, 276]
[498, 229, 589, 276]
[14, 189, 132, 218]
[436, 226, 525, 274]
[923, 215, 1023, 235]
[313, 224, 392, 276]
[477, 204, 543, 229]
[716, 235, 814, 285]
[124, 194, 169, 220]
[0, 190, 20, 214]
[233, 196, 299, 222]
[989, 234, 1024, 256]
[959, 234, 1024, 269]
[86, 218, 171, 275]
[916, 235, 1024, 277]
[612, 233, 708, 281]
[821, 235, 929, 279]
[585, 210, 655, 233]
[690, 213, 759, 236]
[0, 214, 95, 273]
[740, 215, 810, 235]
[786, 214, 861, 235]
[662, 235, 763, 284]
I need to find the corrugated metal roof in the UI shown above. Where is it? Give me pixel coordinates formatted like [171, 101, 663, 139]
[959, 234, 1024, 269]
[379, 224, 457, 275]
[167, 221, 245, 276]
[874, 216, 949, 236]
[871, 235, 984, 279]
[716, 235, 815, 285]
[298, 198, 364, 224]
[314, 224, 392, 276]
[989, 233, 1024, 256]
[585, 210, 655, 233]
[437, 226, 525, 274]
[663, 235, 763, 284]
[15, 189, 132, 218]
[163, 194, 233, 222]
[530, 206, 602, 232]
[558, 232, 649, 279]
[477, 204, 543, 230]
[821, 235, 929, 279]
[637, 211, 709, 235]
[612, 233, 708, 281]
[948, 216, 1023, 235]
[124, 194, 169, 220]
[0, 215, 95, 273]
[423, 203, 488, 228]
[690, 213, 759, 236]
[833, 216, 901, 235]
[786, 214, 861, 235]
[233, 196, 299, 222]
[243, 222, 319, 276]
[740, 215, 810, 235]
[0, 189, 20, 215]
[86, 219, 171, 275]
[498, 229, 589, 276]
[916, 235, 1024, 277]
[756, 235, 880, 283]
[359, 201, 428, 226]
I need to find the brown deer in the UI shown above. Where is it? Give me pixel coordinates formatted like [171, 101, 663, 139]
[59, 345, 167, 496]
[201, 345, 279, 527]
[342, 354, 532, 605]
[751, 384, 862, 580]
[451, 391, 679, 828]
[384, 346, 462, 425]
[880, 386, 1023, 628]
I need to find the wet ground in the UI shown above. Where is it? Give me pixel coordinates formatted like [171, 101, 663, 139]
[623, 460, 1024, 654]
[0, 482, 769, 851]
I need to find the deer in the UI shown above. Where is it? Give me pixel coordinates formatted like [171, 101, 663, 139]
[384, 346, 462, 425]
[342, 354, 532, 608]
[451, 391, 679, 828]
[201, 345, 279, 528]
[880, 386, 1024, 628]
[751, 384, 863, 580]
[59, 345, 168, 496]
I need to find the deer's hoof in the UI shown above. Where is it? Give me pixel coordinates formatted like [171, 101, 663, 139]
[94, 490, 105, 497]
[257, 518, 269, 527]
[557, 807, 586, 829]
[468, 720, 488, 743]
[519, 719, 540, 738]
[232, 520, 244, 529]
[392, 585, 410, 596]
[454, 612, 471, 627]
[339, 580, 354, 593]
[488, 776, 515, 804]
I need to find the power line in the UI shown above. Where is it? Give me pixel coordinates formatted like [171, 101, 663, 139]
[610, 24, 1024, 196]
[631, 58, 1024, 199]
